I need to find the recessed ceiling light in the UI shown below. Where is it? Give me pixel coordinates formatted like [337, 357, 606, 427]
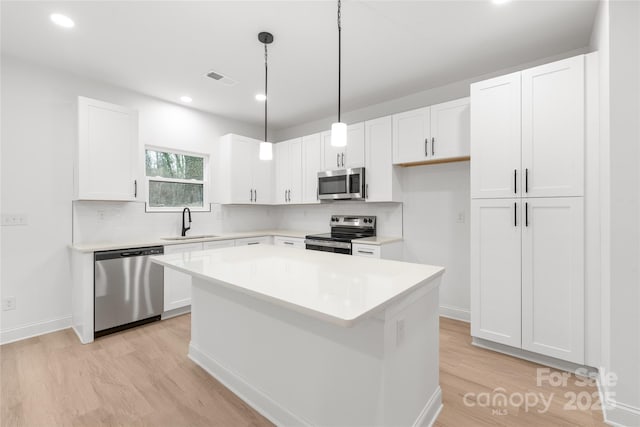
[492, 0, 512, 4]
[180, 96, 192, 103]
[255, 94, 267, 102]
[50, 13, 75, 28]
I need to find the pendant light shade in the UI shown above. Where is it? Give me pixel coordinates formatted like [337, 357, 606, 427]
[331, 0, 346, 148]
[331, 122, 347, 147]
[258, 31, 274, 161]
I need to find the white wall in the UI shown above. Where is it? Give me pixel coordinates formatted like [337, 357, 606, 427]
[0, 55, 267, 343]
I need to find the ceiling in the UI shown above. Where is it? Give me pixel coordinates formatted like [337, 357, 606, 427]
[1, 1, 598, 130]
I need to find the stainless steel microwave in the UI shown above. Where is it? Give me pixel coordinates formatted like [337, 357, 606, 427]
[318, 167, 365, 201]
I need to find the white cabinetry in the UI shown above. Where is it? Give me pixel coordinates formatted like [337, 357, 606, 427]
[364, 116, 401, 202]
[274, 236, 305, 249]
[351, 244, 381, 258]
[163, 242, 203, 312]
[352, 241, 403, 260]
[470, 55, 587, 365]
[76, 96, 140, 201]
[320, 123, 365, 170]
[203, 240, 235, 250]
[392, 98, 470, 166]
[234, 236, 272, 246]
[302, 133, 322, 204]
[216, 134, 273, 204]
[275, 138, 302, 204]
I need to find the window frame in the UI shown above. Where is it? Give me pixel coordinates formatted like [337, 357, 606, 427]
[144, 145, 210, 213]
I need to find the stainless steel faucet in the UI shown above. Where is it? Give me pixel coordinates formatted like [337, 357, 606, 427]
[181, 207, 192, 236]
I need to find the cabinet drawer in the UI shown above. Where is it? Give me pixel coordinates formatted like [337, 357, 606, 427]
[274, 236, 305, 249]
[352, 244, 381, 258]
[203, 240, 235, 250]
[234, 236, 272, 246]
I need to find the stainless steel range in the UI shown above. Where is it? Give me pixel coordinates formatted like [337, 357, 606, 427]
[305, 215, 376, 255]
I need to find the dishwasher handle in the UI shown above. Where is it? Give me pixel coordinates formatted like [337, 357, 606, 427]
[94, 246, 164, 261]
[120, 251, 143, 257]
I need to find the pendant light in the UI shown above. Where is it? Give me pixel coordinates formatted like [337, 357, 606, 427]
[331, 0, 347, 147]
[258, 31, 274, 160]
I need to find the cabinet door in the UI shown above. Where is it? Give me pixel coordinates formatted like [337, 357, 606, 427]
[392, 107, 430, 164]
[521, 197, 584, 363]
[252, 143, 273, 204]
[77, 97, 139, 201]
[470, 198, 522, 347]
[289, 138, 303, 203]
[275, 141, 290, 204]
[302, 133, 322, 203]
[470, 72, 521, 199]
[344, 122, 365, 169]
[321, 131, 342, 170]
[229, 136, 255, 204]
[352, 244, 381, 258]
[430, 97, 470, 160]
[365, 116, 395, 202]
[273, 236, 305, 249]
[234, 236, 272, 246]
[163, 243, 203, 311]
[522, 56, 584, 197]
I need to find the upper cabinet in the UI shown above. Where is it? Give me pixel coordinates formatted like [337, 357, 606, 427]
[215, 134, 273, 204]
[471, 56, 584, 199]
[301, 133, 322, 204]
[364, 116, 401, 202]
[392, 98, 470, 166]
[320, 122, 365, 170]
[76, 96, 140, 201]
[275, 138, 302, 204]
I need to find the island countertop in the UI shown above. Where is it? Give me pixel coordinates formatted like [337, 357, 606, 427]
[151, 245, 444, 327]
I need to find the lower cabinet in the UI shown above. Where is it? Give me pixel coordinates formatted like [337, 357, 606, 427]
[352, 242, 403, 260]
[352, 244, 381, 258]
[234, 236, 273, 246]
[274, 236, 305, 249]
[163, 242, 203, 312]
[471, 197, 585, 364]
[203, 240, 235, 250]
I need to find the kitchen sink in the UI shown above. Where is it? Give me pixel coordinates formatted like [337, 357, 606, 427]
[161, 235, 218, 241]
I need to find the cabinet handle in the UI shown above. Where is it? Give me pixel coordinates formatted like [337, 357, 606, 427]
[341, 152, 344, 167]
[514, 170, 517, 194]
[250, 189, 253, 202]
[358, 250, 374, 255]
[247, 242, 259, 245]
[525, 202, 529, 227]
[366, 184, 369, 199]
[525, 168, 529, 193]
[255, 189, 257, 203]
[284, 190, 287, 202]
[425, 138, 428, 156]
[337, 153, 340, 167]
[134, 180, 137, 198]
[284, 241, 294, 245]
[514, 202, 517, 227]
[432, 137, 435, 156]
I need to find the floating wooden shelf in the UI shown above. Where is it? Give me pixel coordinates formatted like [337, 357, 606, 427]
[396, 156, 471, 168]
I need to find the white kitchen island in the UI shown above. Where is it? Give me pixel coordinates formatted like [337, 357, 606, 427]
[151, 245, 444, 427]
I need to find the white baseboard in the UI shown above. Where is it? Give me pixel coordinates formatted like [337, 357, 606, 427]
[597, 380, 640, 427]
[413, 386, 443, 427]
[439, 305, 470, 322]
[189, 343, 310, 427]
[0, 316, 72, 345]
[161, 305, 191, 320]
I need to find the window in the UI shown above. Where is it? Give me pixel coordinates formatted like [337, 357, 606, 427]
[145, 148, 209, 211]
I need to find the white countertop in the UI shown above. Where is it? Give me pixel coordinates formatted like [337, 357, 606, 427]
[70, 229, 403, 252]
[151, 245, 443, 327]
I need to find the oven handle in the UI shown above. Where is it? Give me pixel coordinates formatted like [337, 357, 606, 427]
[304, 239, 352, 250]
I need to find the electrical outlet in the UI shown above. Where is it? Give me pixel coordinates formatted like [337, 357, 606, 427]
[1, 214, 27, 226]
[456, 211, 466, 224]
[2, 297, 16, 311]
[396, 319, 405, 347]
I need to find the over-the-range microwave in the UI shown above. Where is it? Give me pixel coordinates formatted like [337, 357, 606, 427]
[318, 167, 365, 201]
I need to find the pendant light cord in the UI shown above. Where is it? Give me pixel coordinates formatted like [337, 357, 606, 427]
[337, 0, 342, 122]
[264, 43, 268, 142]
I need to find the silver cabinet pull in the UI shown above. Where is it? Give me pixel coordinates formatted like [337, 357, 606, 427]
[432, 137, 435, 156]
[514, 170, 517, 194]
[284, 241, 294, 245]
[341, 152, 344, 167]
[134, 180, 137, 198]
[254, 189, 257, 203]
[358, 250, 374, 255]
[525, 202, 529, 227]
[425, 138, 428, 156]
[514, 202, 517, 227]
[250, 189, 253, 202]
[366, 183, 369, 199]
[284, 189, 287, 202]
[525, 168, 529, 193]
[337, 153, 340, 167]
[247, 242, 259, 245]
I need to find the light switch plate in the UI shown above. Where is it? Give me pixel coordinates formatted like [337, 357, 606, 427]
[1, 214, 28, 226]
[2, 297, 16, 311]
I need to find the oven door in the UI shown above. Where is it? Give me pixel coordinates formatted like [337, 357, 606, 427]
[304, 239, 352, 255]
[318, 168, 365, 200]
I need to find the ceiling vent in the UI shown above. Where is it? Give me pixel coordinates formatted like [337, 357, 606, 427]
[206, 70, 237, 86]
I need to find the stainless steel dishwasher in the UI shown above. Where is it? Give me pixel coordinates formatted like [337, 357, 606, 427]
[94, 246, 164, 337]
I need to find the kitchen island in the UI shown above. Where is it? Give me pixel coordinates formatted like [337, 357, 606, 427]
[152, 245, 444, 427]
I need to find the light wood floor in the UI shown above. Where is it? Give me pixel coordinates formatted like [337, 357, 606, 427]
[1, 315, 605, 427]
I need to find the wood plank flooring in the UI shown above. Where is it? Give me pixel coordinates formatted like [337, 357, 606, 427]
[1, 315, 605, 426]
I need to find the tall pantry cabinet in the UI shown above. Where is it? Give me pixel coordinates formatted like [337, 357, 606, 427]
[470, 55, 586, 365]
